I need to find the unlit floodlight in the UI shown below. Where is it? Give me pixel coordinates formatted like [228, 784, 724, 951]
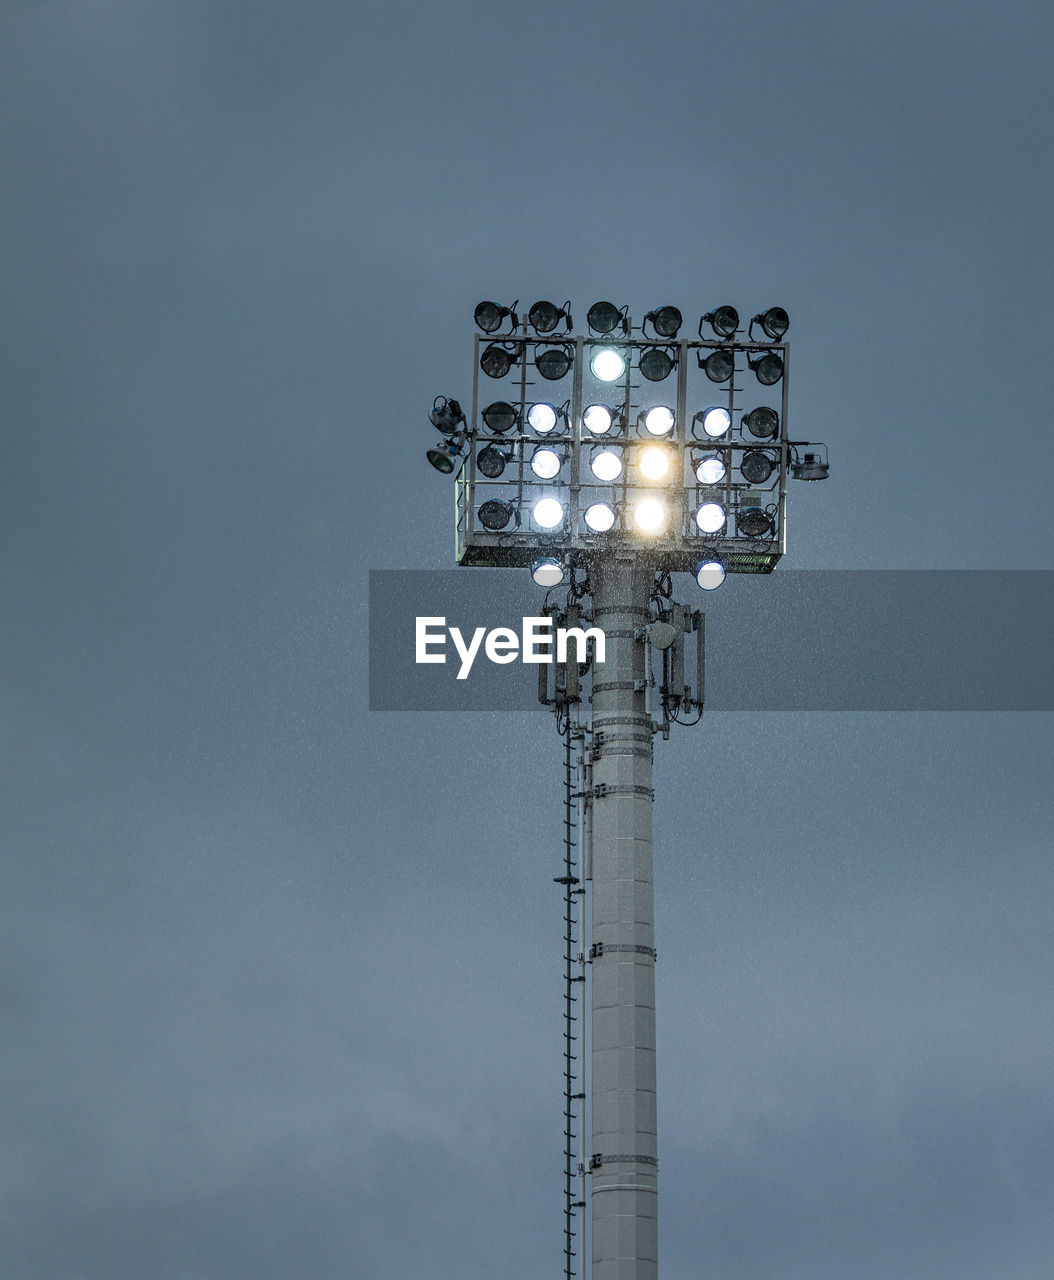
[587, 300, 625, 335]
[640, 348, 674, 382]
[479, 499, 513, 530]
[701, 305, 739, 338]
[741, 451, 774, 485]
[701, 349, 734, 382]
[429, 396, 465, 434]
[482, 400, 519, 434]
[749, 352, 784, 385]
[743, 406, 779, 438]
[474, 299, 518, 333]
[481, 343, 519, 378]
[645, 305, 682, 338]
[752, 306, 789, 340]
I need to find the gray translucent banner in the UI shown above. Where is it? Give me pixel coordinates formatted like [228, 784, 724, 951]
[368, 570, 1053, 712]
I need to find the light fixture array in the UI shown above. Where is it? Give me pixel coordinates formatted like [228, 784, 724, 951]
[426, 299, 828, 583]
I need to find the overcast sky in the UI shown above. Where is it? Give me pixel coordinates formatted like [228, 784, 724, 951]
[2, 2, 1053, 1278]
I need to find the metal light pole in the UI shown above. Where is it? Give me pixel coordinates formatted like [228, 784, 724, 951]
[425, 298, 827, 1279]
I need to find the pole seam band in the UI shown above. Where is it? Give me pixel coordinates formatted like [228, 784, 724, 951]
[592, 783, 654, 800]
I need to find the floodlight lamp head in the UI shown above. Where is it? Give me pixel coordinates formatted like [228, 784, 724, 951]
[429, 396, 466, 434]
[535, 344, 573, 381]
[700, 305, 739, 339]
[748, 351, 784, 385]
[476, 444, 509, 479]
[750, 306, 789, 341]
[479, 499, 514, 530]
[695, 559, 726, 590]
[474, 299, 519, 334]
[587, 300, 628, 335]
[639, 346, 675, 382]
[531, 556, 565, 587]
[644, 305, 682, 339]
[700, 348, 734, 383]
[480, 343, 521, 379]
[528, 299, 573, 334]
[426, 441, 462, 474]
[790, 444, 830, 480]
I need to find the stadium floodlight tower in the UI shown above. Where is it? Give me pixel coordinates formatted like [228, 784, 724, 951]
[425, 297, 828, 1280]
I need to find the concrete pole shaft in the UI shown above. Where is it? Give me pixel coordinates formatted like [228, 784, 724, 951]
[590, 558, 657, 1280]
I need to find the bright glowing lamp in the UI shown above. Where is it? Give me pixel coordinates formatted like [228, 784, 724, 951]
[696, 455, 725, 484]
[583, 404, 614, 434]
[527, 402, 558, 434]
[532, 557, 565, 586]
[633, 498, 666, 532]
[695, 501, 726, 533]
[639, 445, 671, 480]
[590, 347, 626, 381]
[533, 497, 564, 528]
[590, 449, 622, 482]
[643, 405, 674, 436]
[700, 406, 731, 437]
[531, 447, 561, 479]
[695, 560, 726, 590]
[584, 502, 616, 532]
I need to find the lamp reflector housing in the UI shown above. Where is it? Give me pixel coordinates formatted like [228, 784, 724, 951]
[647, 305, 682, 338]
[791, 451, 830, 480]
[750, 352, 784, 385]
[755, 306, 789, 339]
[429, 397, 465, 434]
[744, 406, 779, 438]
[480, 344, 516, 378]
[476, 445, 507, 478]
[703, 305, 739, 338]
[474, 300, 512, 333]
[640, 347, 674, 381]
[700, 406, 731, 438]
[528, 300, 562, 333]
[482, 401, 519, 434]
[536, 346, 572, 380]
[702, 349, 734, 382]
[738, 505, 773, 537]
[479, 499, 513, 530]
[741, 450, 775, 485]
[427, 447, 457, 474]
[587, 301, 622, 334]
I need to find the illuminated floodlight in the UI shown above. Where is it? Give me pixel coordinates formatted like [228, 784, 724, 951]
[701, 306, 739, 338]
[752, 306, 789, 340]
[695, 560, 726, 590]
[695, 501, 726, 533]
[591, 347, 626, 381]
[527, 402, 559, 434]
[482, 400, 519, 434]
[480, 343, 519, 378]
[697, 406, 731, 438]
[744, 406, 779, 438]
[476, 445, 508, 478]
[429, 396, 465, 434]
[474, 300, 517, 333]
[533, 496, 565, 529]
[640, 347, 674, 381]
[583, 404, 615, 435]
[643, 405, 675, 436]
[639, 445, 671, 480]
[532, 556, 565, 587]
[741, 450, 774, 485]
[696, 455, 725, 484]
[633, 498, 666, 532]
[536, 345, 573, 381]
[427, 445, 459, 474]
[590, 448, 623, 482]
[646, 305, 682, 338]
[749, 352, 784, 385]
[738, 504, 773, 536]
[701, 349, 734, 382]
[479, 499, 513, 530]
[587, 301, 624, 335]
[530, 447, 561, 479]
[584, 502, 616, 532]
